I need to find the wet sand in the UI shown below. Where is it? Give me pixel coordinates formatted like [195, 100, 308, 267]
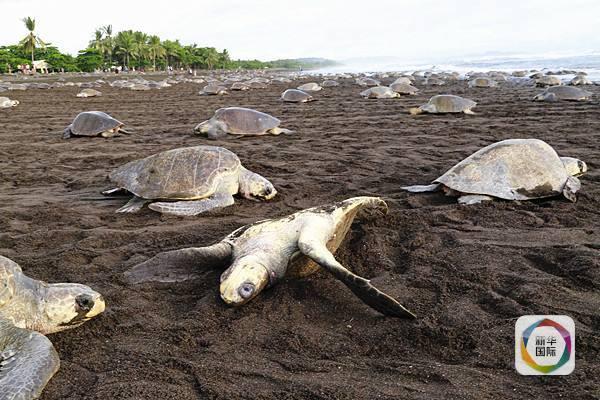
[1, 75, 599, 399]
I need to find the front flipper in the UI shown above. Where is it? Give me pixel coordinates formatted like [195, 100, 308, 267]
[102, 187, 129, 196]
[125, 242, 233, 284]
[148, 194, 235, 216]
[116, 196, 150, 213]
[269, 127, 295, 135]
[297, 229, 416, 318]
[0, 318, 60, 400]
[563, 176, 581, 202]
[401, 183, 440, 193]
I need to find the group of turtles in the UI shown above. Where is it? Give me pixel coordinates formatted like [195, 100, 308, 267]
[1, 70, 593, 399]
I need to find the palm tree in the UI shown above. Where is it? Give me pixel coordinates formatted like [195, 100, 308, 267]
[115, 30, 136, 68]
[147, 35, 165, 71]
[204, 48, 219, 70]
[101, 25, 113, 65]
[89, 30, 105, 59]
[19, 17, 46, 72]
[162, 40, 181, 69]
[132, 31, 148, 68]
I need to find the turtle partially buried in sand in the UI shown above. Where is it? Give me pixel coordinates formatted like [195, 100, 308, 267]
[409, 95, 477, 115]
[63, 111, 130, 138]
[281, 88, 314, 103]
[194, 107, 293, 139]
[103, 145, 277, 215]
[125, 196, 415, 318]
[0, 96, 19, 108]
[402, 139, 587, 204]
[0, 256, 105, 400]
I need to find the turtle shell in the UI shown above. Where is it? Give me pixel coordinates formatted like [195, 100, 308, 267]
[390, 82, 418, 94]
[68, 111, 123, 136]
[426, 95, 476, 113]
[213, 107, 281, 135]
[109, 146, 241, 200]
[435, 139, 571, 200]
[297, 83, 322, 92]
[468, 77, 497, 87]
[360, 86, 397, 98]
[281, 89, 313, 102]
[542, 86, 592, 101]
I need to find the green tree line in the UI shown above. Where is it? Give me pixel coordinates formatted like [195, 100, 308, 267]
[0, 18, 336, 73]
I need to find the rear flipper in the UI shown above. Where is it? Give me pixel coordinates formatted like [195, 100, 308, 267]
[457, 195, 494, 205]
[401, 183, 440, 193]
[563, 176, 581, 202]
[62, 127, 72, 139]
[298, 224, 415, 318]
[125, 242, 232, 283]
[117, 196, 150, 213]
[269, 127, 295, 135]
[0, 318, 60, 400]
[148, 193, 235, 216]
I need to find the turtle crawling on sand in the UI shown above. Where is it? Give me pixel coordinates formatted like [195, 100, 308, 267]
[297, 82, 322, 92]
[0, 255, 105, 400]
[103, 145, 276, 215]
[409, 95, 477, 115]
[125, 196, 415, 318]
[194, 107, 293, 139]
[63, 111, 130, 139]
[76, 88, 102, 98]
[281, 88, 314, 103]
[402, 139, 587, 204]
[199, 84, 228, 95]
[533, 86, 592, 102]
[0, 96, 19, 108]
[360, 86, 400, 99]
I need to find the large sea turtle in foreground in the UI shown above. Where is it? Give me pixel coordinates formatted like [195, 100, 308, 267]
[103, 146, 277, 215]
[194, 107, 293, 139]
[63, 111, 130, 139]
[533, 86, 593, 102]
[409, 95, 477, 115]
[402, 139, 587, 204]
[0, 256, 105, 400]
[125, 196, 415, 318]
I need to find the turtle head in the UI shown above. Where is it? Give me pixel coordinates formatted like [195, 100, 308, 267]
[193, 120, 211, 134]
[219, 255, 270, 306]
[561, 157, 587, 177]
[409, 106, 424, 115]
[41, 283, 105, 334]
[533, 92, 557, 102]
[238, 167, 277, 201]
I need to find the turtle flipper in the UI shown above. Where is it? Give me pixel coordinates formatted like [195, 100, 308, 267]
[401, 183, 440, 193]
[125, 242, 233, 284]
[0, 318, 60, 400]
[563, 176, 581, 202]
[148, 194, 235, 216]
[297, 232, 415, 319]
[116, 196, 150, 213]
[102, 187, 129, 196]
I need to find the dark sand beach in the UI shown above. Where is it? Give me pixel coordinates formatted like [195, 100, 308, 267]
[1, 76, 599, 399]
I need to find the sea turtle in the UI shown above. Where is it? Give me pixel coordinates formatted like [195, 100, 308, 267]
[297, 82, 322, 92]
[402, 139, 587, 204]
[63, 111, 130, 139]
[409, 95, 477, 115]
[281, 89, 314, 103]
[103, 145, 276, 215]
[423, 77, 445, 86]
[356, 77, 380, 87]
[321, 80, 339, 87]
[199, 84, 228, 95]
[535, 76, 562, 87]
[391, 77, 413, 85]
[230, 82, 250, 91]
[360, 86, 399, 99]
[468, 77, 498, 88]
[390, 83, 419, 95]
[570, 75, 592, 86]
[125, 196, 415, 318]
[194, 107, 293, 139]
[0, 255, 105, 400]
[76, 88, 102, 98]
[0, 97, 19, 108]
[533, 86, 593, 102]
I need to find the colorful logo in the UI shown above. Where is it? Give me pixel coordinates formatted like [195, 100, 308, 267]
[515, 315, 575, 375]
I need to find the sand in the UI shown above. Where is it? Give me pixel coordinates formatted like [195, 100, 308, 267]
[0, 75, 599, 399]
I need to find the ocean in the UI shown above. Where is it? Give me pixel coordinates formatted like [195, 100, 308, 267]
[314, 52, 600, 82]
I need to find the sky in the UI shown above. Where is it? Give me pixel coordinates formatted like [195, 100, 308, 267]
[1, 0, 600, 63]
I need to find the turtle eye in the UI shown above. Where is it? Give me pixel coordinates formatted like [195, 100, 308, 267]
[75, 294, 95, 312]
[238, 283, 255, 299]
[578, 161, 584, 172]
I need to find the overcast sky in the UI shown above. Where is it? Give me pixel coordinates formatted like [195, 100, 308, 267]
[1, 0, 599, 62]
